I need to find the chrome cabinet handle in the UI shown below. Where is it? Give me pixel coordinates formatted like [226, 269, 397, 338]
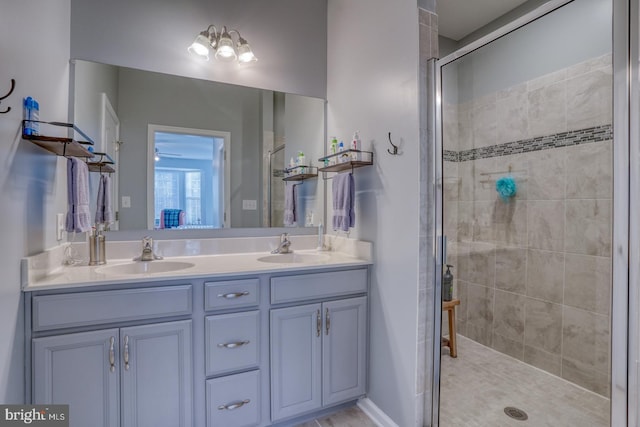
[218, 291, 250, 299]
[218, 399, 250, 411]
[316, 309, 321, 337]
[325, 308, 331, 335]
[109, 336, 116, 373]
[217, 341, 250, 349]
[123, 335, 130, 371]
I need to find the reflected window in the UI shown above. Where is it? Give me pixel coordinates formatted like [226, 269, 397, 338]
[149, 125, 230, 229]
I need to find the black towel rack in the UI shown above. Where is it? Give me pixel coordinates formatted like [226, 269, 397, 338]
[86, 152, 116, 174]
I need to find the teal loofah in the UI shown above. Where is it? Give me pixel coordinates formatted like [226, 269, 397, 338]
[496, 176, 517, 201]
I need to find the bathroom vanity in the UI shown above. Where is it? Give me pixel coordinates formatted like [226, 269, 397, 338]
[22, 236, 371, 427]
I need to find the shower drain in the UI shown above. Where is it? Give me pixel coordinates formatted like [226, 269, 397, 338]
[504, 407, 528, 421]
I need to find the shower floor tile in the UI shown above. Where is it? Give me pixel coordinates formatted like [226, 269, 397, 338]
[440, 335, 610, 427]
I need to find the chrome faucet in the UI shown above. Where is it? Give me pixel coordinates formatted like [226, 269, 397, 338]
[271, 233, 292, 254]
[133, 236, 163, 261]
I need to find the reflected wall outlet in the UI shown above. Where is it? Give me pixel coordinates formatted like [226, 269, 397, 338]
[122, 196, 131, 208]
[56, 213, 65, 241]
[242, 199, 257, 210]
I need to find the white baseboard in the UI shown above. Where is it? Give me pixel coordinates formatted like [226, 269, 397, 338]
[357, 398, 399, 427]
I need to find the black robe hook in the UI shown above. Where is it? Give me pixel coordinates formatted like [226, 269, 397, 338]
[387, 132, 398, 155]
[0, 79, 16, 114]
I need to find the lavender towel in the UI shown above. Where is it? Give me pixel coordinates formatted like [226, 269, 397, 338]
[332, 172, 355, 231]
[65, 157, 92, 233]
[284, 182, 298, 226]
[95, 174, 114, 224]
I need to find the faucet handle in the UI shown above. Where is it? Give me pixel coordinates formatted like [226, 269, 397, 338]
[280, 233, 290, 242]
[142, 236, 153, 249]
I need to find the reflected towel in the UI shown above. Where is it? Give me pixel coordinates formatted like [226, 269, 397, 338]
[95, 175, 114, 224]
[65, 157, 92, 233]
[284, 182, 298, 226]
[332, 172, 355, 231]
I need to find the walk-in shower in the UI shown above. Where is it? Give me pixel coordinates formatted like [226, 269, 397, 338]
[433, 0, 619, 425]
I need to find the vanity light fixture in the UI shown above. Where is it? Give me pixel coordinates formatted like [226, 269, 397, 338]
[188, 25, 257, 63]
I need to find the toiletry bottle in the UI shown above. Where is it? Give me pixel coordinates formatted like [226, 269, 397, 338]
[298, 151, 305, 166]
[443, 265, 454, 301]
[330, 137, 338, 165]
[351, 131, 360, 161]
[23, 97, 33, 135]
[32, 99, 40, 135]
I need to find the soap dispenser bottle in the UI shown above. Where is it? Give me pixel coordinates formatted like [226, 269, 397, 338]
[443, 264, 454, 301]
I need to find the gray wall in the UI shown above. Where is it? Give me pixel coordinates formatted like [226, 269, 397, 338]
[116, 67, 262, 229]
[451, 0, 611, 103]
[71, 60, 119, 151]
[0, 0, 71, 403]
[284, 94, 325, 226]
[327, 0, 421, 425]
[70, 0, 327, 99]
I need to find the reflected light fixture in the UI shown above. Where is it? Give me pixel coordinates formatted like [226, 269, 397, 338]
[188, 25, 257, 63]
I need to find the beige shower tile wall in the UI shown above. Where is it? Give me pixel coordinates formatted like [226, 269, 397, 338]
[443, 54, 613, 397]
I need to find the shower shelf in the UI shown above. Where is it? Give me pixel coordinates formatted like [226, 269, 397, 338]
[21, 120, 95, 158]
[282, 165, 318, 181]
[318, 149, 374, 174]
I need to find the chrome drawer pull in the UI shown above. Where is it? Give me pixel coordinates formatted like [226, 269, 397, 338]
[217, 341, 250, 349]
[218, 399, 250, 411]
[325, 308, 330, 335]
[123, 335, 130, 371]
[108, 336, 116, 373]
[316, 309, 321, 337]
[218, 291, 250, 299]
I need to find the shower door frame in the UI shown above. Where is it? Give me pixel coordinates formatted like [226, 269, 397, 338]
[429, 0, 635, 425]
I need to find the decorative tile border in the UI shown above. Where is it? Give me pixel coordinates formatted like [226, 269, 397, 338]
[444, 124, 612, 162]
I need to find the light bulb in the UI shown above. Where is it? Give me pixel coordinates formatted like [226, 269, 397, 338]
[237, 42, 257, 63]
[188, 33, 212, 60]
[215, 28, 237, 61]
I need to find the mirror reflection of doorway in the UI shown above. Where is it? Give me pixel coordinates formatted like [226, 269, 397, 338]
[436, 0, 613, 426]
[147, 125, 230, 229]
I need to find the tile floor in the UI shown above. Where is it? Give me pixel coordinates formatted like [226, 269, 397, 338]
[295, 406, 376, 427]
[440, 335, 610, 426]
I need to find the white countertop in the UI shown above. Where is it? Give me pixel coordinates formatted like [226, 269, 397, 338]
[22, 236, 373, 291]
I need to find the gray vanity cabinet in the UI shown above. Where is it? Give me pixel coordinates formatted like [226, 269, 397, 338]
[32, 329, 120, 427]
[33, 320, 192, 427]
[30, 284, 194, 427]
[270, 295, 367, 422]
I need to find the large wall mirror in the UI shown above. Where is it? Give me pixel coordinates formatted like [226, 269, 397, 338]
[71, 60, 326, 232]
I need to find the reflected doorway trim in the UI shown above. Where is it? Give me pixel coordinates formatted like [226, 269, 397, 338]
[431, 0, 631, 426]
[267, 144, 285, 227]
[100, 93, 120, 231]
[146, 124, 231, 229]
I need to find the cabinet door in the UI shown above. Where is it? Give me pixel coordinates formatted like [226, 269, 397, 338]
[270, 303, 322, 421]
[33, 328, 120, 427]
[121, 320, 192, 427]
[322, 296, 367, 406]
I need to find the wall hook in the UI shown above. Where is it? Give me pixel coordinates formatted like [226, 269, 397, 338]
[387, 132, 398, 155]
[0, 79, 15, 114]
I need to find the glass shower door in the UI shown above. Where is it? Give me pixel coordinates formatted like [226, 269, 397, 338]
[437, 0, 613, 425]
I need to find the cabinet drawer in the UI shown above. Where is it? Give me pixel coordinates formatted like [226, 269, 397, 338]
[204, 279, 260, 311]
[32, 285, 193, 331]
[270, 269, 367, 304]
[206, 311, 260, 376]
[206, 370, 260, 427]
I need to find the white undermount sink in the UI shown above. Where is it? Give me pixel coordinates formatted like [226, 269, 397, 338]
[257, 253, 330, 264]
[95, 261, 195, 275]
